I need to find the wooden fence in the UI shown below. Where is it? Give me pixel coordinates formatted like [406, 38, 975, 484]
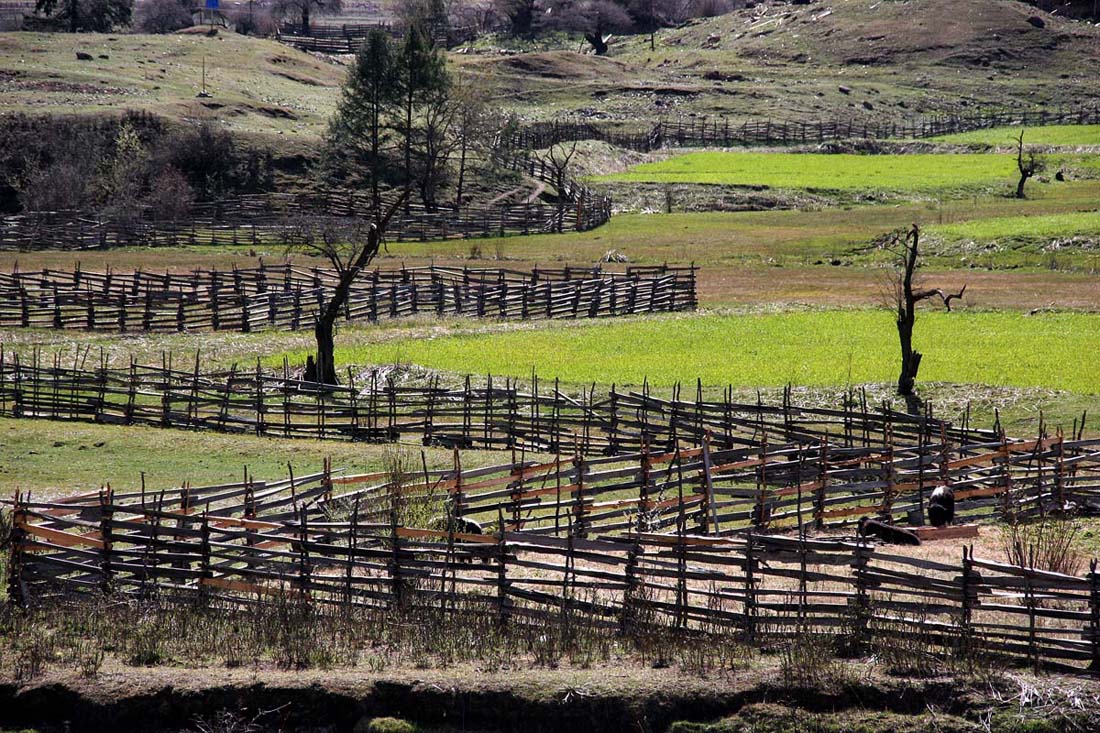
[0, 348, 999, 453]
[0, 263, 697, 333]
[8, 439, 1100, 673]
[0, 182, 612, 253]
[510, 107, 1100, 152]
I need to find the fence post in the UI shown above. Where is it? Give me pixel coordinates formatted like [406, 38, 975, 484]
[496, 508, 509, 626]
[99, 487, 114, 596]
[847, 537, 871, 655]
[1089, 559, 1100, 672]
[959, 545, 979, 660]
[572, 451, 588, 538]
[743, 531, 757, 644]
[7, 492, 26, 606]
[199, 510, 212, 604]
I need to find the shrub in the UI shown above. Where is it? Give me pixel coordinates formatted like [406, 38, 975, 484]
[230, 5, 277, 36]
[144, 167, 195, 221]
[135, 0, 193, 33]
[999, 516, 1084, 576]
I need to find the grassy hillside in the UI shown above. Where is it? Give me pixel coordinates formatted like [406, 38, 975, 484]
[466, 0, 1100, 123]
[0, 30, 343, 135]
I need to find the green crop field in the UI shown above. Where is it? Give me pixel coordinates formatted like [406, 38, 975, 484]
[599, 152, 1023, 192]
[270, 310, 1100, 394]
[931, 124, 1100, 146]
[929, 210, 1100, 243]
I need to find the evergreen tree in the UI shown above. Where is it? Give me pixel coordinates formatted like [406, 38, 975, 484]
[322, 29, 402, 211]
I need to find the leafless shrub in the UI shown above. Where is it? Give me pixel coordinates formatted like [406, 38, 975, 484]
[779, 628, 845, 688]
[999, 516, 1084, 576]
[144, 167, 194, 221]
[230, 5, 277, 35]
[135, 0, 194, 33]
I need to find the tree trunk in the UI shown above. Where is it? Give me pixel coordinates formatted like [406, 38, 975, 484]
[896, 313, 921, 396]
[585, 33, 608, 55]
[455, 139, 467, 211]
[1016, 172, 1030, 199]
[301, 5, 310, 35]
[310, 311, 338, 386]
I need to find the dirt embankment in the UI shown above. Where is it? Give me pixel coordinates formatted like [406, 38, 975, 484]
[0, 668, 1074, 733]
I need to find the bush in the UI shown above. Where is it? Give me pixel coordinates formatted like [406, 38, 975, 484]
[230, 5, 277, 36]
[135, 0, 193, 32]
[999, 516, 1084, 576]
[144, 167, 194, 221]
[356, 719, 417, 733]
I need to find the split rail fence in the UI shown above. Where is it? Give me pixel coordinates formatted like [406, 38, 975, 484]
[0, 350, 997, 454]
[8, 437, 1100, 672]
[0, 263, 696, 333]
[510, 107, 1100, 152]
[0, 182, 611, 253]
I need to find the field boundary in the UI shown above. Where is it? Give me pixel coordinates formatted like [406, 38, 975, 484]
[0, 263, 696, 333]
[511, 107, 1100, 152]
[7, 433, 1100, 673]
[0, 349, 996, 453]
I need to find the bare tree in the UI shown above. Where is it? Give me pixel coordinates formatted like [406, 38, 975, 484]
[883, 224, 966, 398]
[539, 0, 635, 55]
[534, 140, 579, 197]
[1014, 130, 1045, 199]
[297, 191, 409, 385]
[272, 0, 341, 34]
[450, 78, 496, 209]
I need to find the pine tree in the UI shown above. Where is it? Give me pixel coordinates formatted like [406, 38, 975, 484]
[398, 23, 449, 206]
[322, 29, 402, 211]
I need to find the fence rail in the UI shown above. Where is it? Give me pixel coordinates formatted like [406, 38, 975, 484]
[8, 438, 1100, 673]
[0, 263, 696, 333]
[510, 107, 1100, 152]
[0, 181, 611, 253]
[0, 349, 999, 454]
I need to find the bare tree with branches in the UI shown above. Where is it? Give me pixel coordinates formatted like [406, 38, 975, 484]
[534, 140, 579, 198]
[297, 191, 409, 385]
[1014, 130, 1045, 199]
[883, 224, 966, 398]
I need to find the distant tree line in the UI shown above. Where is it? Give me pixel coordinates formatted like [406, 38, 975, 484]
[0, 113, 273, 219]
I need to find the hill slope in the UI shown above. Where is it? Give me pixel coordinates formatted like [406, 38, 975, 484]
[0, 31, 344, 136]
[464, 0, 1100, 123]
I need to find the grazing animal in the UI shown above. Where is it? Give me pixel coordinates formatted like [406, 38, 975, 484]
[858, 516, 922, 546]
[427, 515, 493, 564]
[927, 485, 955, 527]
[428, 515, 484, 536]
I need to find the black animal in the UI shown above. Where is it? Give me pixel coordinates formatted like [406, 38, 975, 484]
[858, 516, 922, 546]
[927, 485, 955, 527]
[428, 515, 484, 536]
[427, 515, 493, 564]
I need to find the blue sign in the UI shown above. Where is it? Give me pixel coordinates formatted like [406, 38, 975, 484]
[205, 0, 219, 9]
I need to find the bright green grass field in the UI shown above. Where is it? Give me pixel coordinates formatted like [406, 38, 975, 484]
[931, 125, 1100, 146]
[298, 311, 1100, 393]
[598, 152, 1022, 191]
[929, 210, 1100, 242]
